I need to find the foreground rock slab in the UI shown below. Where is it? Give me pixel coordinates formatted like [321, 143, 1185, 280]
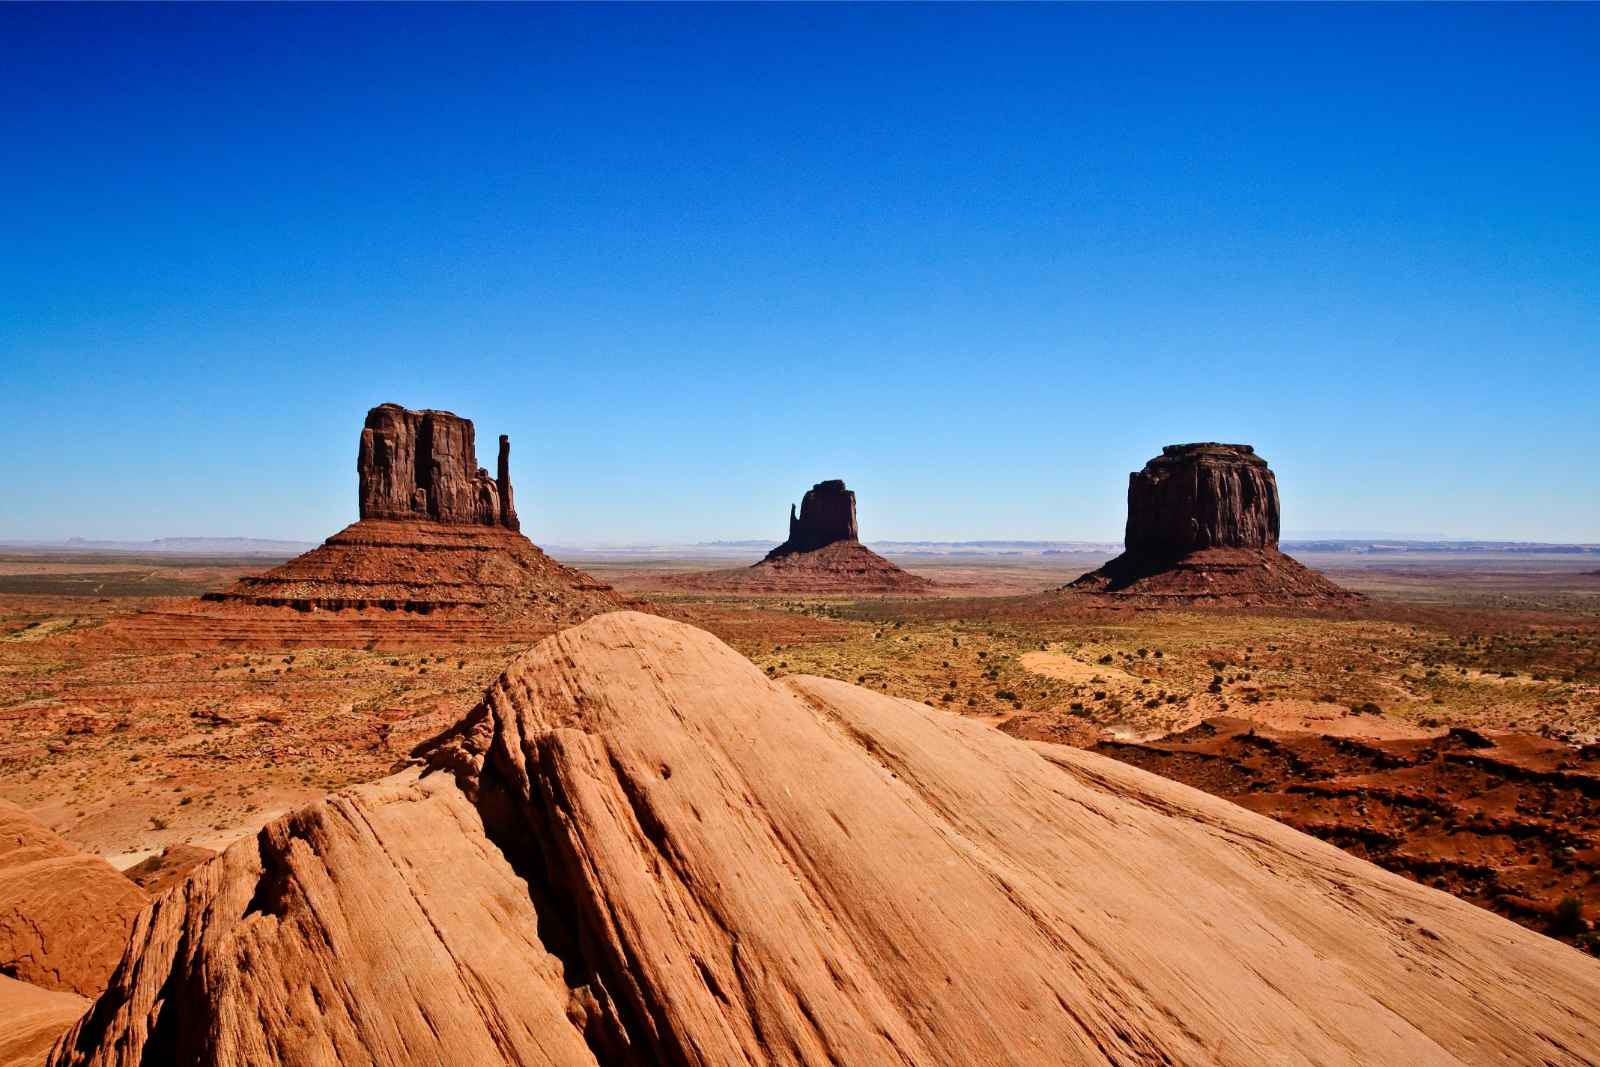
[53, 612, 1600, 1066]
[0, 801, 148, 998]
[0, 976, 87, 1067]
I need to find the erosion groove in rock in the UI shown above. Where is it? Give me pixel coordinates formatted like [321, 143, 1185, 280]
[1071, 443, 1356, 603]
[53, 612, 1600, 1066]
[0, 801, 149, 998]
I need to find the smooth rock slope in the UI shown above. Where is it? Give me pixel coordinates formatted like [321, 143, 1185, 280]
[0, 800, 148, 998]
[52, 612, 1600, 1066]
[0, 976, 87, 1067]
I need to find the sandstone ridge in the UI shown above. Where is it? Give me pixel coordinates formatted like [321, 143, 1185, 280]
[52, 612, 1600, 1066]
[1070, 442, 1356, 602]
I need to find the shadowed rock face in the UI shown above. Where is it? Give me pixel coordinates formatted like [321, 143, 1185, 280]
[1070, 443, 1354, 601]
[766, 479, 859, 559]
[1125, 443, 1279, 558]
[358, 404, 520, 531]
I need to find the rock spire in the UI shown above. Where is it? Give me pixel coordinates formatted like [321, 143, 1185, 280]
[357, 403, 519, 530]
[767, 479, 860, 559]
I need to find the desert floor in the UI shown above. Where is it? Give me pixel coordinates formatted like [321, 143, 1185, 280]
[2, 547, 1596, 950]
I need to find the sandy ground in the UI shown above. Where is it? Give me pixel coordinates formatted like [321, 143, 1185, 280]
[0, 547, 1596, 948]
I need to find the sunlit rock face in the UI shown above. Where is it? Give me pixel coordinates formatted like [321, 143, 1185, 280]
[358, 403, 519, 531]
[1124, 443, 1279, 558]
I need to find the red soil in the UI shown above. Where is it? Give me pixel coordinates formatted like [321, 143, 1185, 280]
[668, 540, 936, 595]
[92, 519, 626, 648]
[1092, 716, 1600, 948]
[1066, 546, 1361, 605]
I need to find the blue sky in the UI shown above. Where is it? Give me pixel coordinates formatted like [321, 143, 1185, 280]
[4, 4, 1597, 544]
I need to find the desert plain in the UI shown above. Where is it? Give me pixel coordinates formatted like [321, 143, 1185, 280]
[4, 543, 1597, 948]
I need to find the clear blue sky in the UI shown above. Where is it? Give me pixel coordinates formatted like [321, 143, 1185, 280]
[4, 4, 1596, 545]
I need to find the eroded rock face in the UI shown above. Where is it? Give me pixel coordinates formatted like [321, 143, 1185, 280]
[766, 479, 859, 558]
[357, 404, 520, 530]
[1125, 443, 1280, 557]
[50, 613, 1600, 1066]
[1070, 443, 1354, 602]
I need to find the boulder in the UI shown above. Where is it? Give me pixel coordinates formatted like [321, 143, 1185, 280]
[119, 844, 216, 897]
[0, 801, 148, 997]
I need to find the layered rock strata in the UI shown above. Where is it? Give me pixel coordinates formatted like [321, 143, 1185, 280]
[102, 405, 621, 646]
[49, 612, 1600, 1066]
[1070, 443, 1356, 602]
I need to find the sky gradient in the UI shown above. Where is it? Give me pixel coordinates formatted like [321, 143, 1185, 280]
[4, 4, 1597, 544]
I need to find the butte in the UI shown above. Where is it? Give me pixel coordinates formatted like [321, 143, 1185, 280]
[674, 479, 934, 594]
[101, 404, 621, 648]
[1067, 443, 1357, 603]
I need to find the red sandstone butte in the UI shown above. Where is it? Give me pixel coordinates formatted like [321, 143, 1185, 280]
[98, 404, 622, 648]
[1069, 443, 1356, 603]
[675, 479, 933, 594]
